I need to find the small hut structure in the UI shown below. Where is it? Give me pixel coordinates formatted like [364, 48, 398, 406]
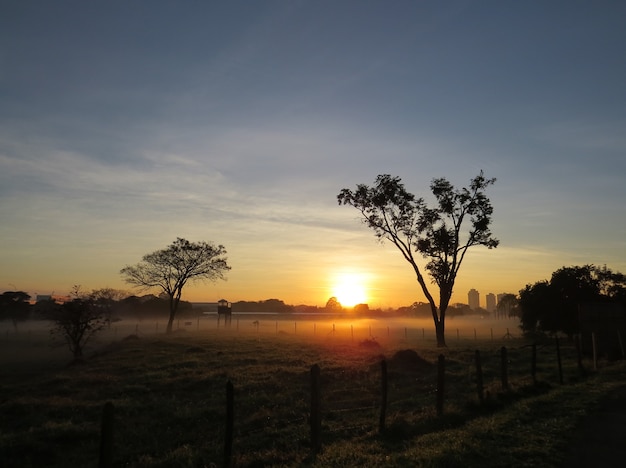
[217, 298, 232, 327]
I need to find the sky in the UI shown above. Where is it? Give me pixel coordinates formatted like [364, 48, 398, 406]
[1, 1, 625, 308]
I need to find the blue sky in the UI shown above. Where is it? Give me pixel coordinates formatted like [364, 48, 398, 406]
[1, 1, 625, 307]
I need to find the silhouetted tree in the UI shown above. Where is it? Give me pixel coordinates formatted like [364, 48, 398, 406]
[519, 265, 626, 337]
[496, 293, 520, 318]
[0, 291, 31, 329]
[596, 265, 626, 303]
[338, 171, 498, 346]
[32, 297, 57, 319]
[47, 286, 107, 359]
[89, 288, 128, 322]
[325, 296, 342, 311]
[120, 238, 231, 333]
[519, 281, 557, 334]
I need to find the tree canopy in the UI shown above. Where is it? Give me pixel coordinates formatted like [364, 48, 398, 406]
[0, 291, 31, 329]
[519, 265, 626, 336]
[338, 171, 498, 346]
[120, 238, 231, 333]
[46, 286, 107, 360]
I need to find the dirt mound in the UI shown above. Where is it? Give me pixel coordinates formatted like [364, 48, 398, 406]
[359, 338, 381, 349]
[389, 349, 431, 370]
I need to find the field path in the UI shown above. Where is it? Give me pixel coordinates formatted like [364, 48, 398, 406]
[561, 384, 626, 467]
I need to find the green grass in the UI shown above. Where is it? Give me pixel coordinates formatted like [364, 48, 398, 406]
[0, 327, 624, 467]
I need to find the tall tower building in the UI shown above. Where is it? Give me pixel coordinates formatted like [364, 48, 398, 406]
[486, 293, 496, 314]
[468, 289, 480, 310]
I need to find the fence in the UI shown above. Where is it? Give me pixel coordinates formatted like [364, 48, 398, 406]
[0, 317, 523, 361]
[94, 331, 623, 467]
[97, 315, 522, 346]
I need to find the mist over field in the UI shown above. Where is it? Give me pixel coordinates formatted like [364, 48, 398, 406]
[0, 314, 521, 372]
[3, 311, 624, 467]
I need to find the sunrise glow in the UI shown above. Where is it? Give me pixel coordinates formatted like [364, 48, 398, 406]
[331, 272, 369, 307]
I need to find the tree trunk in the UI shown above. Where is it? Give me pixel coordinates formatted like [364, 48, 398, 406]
[435, 320, 446, 347]
[435, 287, 452, 348]
[429, 302, 447, 348]
[166, 313, 174, 334]
[166, 293, 178, 334]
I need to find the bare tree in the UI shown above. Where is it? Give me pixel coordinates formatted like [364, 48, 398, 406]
[120, 238, 231, 333]
[338, 171, 498, 347]
[48, 285, 107, 360]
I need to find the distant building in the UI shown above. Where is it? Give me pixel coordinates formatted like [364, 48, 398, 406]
[468, 289, 480, 310]
[486, 293, 496, 314]
[35, 294, 69, 304]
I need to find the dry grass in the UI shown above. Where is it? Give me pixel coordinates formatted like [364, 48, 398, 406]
[1, 322, 623, 467]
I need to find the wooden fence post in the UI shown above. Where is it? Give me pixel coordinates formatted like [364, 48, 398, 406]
[310, 364, 322, 455]
[379, 360, 388, 433]
[575, 335, 586, 377]
[592, 332, 598, 370]
[474, 350, 484, 404]
[436, 354, 445, 416]
[555, 336, 563, 385]
[98, 402, 114, 468]
[531, 342, 537, 385]
[224, 381, 234, 468]
[500, 346, 509, 391]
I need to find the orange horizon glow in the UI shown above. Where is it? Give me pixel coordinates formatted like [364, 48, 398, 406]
[9, 243, 609, 310]
[329, 271, 370, 307]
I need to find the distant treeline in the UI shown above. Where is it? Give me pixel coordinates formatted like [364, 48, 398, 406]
[114, 295, 194, 320]
[0, 292, 494, 328]
[293, 301, 489, 318]
[230, 299, 294, 313]
[0, 292, 195, 324]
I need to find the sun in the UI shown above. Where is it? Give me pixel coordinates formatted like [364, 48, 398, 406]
[331, 273, 368, 308]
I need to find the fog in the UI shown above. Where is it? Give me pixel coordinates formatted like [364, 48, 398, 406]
[1, 314, 521, 371]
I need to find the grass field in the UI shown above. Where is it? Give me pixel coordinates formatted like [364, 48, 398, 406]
[1, 318, 624, 467]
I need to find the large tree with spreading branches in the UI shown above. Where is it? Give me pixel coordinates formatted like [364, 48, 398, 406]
[120, 238, 231, 333]
[338, 171, 498, 347]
